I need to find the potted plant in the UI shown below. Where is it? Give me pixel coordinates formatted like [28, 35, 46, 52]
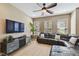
[29, 22, 36, 39]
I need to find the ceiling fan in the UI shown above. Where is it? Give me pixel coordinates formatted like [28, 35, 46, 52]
[33, 3, 57, 15]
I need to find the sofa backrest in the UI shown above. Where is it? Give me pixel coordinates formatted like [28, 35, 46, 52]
[39, 32, 55, 39]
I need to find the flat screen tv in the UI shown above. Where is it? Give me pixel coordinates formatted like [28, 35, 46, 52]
[19, 23, 24, 32]
[14, 22, 19, 32]
[6, 19, 24, 33]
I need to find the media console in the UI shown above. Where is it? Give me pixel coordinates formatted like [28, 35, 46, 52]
[1, 35, 26, 55]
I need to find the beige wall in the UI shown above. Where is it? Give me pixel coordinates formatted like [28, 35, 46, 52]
[71, 10, 76, 35]
[33, 14, 71, 34]
[76, 8, 79, 35]
[70, 8, 79, 36]
[0, 3, 33, 42]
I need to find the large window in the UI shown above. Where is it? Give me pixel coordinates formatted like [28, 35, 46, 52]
[57, 20, 68, 34]
[44, 21, 52, 33]
[34, 21, 40, 35]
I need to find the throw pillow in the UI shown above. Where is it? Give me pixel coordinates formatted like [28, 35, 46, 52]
[69, 37, 77, 45]
[55, 34, 60, 41]
[40, 34, 44, 38]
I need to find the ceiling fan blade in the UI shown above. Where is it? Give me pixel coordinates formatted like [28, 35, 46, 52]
[37, 3, 42, 8]
[46, 3, 57, 9]
[33, 9, 42, 12]
[46, 10, 53, 14]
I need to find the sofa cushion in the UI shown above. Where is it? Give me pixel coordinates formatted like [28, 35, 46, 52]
[55, 34, 60, 41]
[60, 34, 71, 41]
[44, 33, 49, 38]
[44, 33, 54, 38]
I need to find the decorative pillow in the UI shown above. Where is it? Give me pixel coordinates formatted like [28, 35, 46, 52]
[55, 34, 60, 40]
[69, 37, 77, 45]
[40, 34, 44, 38]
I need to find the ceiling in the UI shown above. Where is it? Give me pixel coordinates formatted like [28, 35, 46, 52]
[11, 3, 79, 18]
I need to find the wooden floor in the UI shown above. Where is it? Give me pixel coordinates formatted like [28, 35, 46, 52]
[11, 40, 51, 56]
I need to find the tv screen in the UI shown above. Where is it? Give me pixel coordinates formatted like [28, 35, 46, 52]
[20, 23, 24, 32]
[14, 22, 19, 32]
[6, 19, 24, 33]
[6, 20, 14, 33]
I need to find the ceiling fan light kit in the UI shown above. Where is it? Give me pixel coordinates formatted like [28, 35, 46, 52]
[33, 3, 57, 15]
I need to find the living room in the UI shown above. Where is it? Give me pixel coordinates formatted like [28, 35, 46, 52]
[0, 3, 79, 56]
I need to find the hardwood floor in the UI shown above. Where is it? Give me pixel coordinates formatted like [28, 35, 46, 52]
[11, 40, 51, 56]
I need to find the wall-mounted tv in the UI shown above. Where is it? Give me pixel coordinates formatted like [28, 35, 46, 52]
[6, 19, 24, 33]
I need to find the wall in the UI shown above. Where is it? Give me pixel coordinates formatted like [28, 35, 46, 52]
[70, 10, 76, 35]
[33, 14, 71, 34]
[0, 3, 33, 42]
[71, 8, 79, 36]
[76, 8, 79, 35]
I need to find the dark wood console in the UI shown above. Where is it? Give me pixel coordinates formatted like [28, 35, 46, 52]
[18, 35, 26, 48]
[1, 35, 26, 55]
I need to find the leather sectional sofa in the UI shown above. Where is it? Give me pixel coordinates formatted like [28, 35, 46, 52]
[37, 32, 79, 46]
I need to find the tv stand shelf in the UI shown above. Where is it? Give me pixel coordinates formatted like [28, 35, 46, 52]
[1, 35, 26, 55]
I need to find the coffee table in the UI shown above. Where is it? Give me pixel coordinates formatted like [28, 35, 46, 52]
[50, 45, 79, 56]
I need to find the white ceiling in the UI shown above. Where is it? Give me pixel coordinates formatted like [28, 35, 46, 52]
[11, 3, 79, 18]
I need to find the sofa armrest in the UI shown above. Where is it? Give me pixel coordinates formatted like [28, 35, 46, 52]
[60, 40, 74, 48]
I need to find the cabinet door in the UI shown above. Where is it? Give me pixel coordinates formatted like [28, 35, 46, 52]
[7, 40, 19, 54]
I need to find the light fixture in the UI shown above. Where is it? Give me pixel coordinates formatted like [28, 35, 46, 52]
[42, 10, 46, 13]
